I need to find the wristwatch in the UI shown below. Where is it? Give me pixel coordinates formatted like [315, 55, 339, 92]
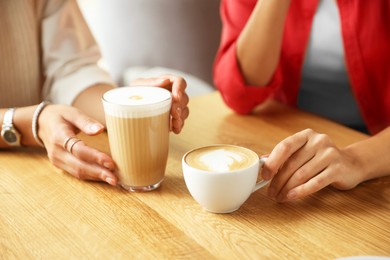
[1, 108, 22, 146]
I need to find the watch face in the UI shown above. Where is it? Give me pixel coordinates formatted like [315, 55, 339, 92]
[4, 130, 17, 143]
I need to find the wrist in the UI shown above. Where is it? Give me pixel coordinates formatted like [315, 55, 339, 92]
[6, 103, 51, 147]
[342, 144, 371, 185]
[8, 106, 36, 146]
[342, 130, 390, 183]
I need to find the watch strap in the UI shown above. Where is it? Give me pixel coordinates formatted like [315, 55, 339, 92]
[3, 108, 16, 128]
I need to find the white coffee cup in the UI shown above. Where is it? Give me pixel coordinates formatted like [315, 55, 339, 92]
[182, 144, 269, 213]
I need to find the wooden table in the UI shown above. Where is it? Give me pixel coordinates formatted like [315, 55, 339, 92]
[1, 92, 389, 259]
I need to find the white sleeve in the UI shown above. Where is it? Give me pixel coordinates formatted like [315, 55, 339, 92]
[40, 0, 115, 105]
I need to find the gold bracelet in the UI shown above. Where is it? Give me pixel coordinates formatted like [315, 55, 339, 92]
[32, 101, 50, 147]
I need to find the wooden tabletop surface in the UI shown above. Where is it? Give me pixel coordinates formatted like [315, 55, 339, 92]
[1, 91, 389, 259]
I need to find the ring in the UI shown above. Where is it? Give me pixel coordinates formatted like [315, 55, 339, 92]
[63, 136, 77, 150]
[68, 139, 82, 154]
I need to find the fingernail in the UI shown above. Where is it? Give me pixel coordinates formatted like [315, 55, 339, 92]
[262, 170, 271, 180]
[287, 190, 297, 200]
[89, 124, 102, 133]
[105, 177, 115, 186]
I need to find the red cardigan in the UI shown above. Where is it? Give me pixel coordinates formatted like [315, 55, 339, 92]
[213, 0, 390, 134]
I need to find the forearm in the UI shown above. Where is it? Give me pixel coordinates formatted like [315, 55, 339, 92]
[237, 0, 291, 86]
[343, 127, 390, 182]
[72, 83, 115, 126]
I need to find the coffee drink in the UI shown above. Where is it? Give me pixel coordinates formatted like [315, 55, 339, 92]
[182, 144, 269, 213]
[102, 86, 172, 191]
[184, 145, 257, 172]
[105, 112, 169, 187]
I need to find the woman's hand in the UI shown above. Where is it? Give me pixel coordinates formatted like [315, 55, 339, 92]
[262, 129, 366, 202]
[38, 104, 118, 185]
[130, 75, 190, 134]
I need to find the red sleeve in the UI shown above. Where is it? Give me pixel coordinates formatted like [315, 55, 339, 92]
[213, 0, 282, 114]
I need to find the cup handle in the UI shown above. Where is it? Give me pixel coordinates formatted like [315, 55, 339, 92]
[253, 157, 270, 192]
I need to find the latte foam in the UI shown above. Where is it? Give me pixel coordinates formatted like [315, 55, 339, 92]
[185, 145, 257, 172]
[103, 86, 172, 118]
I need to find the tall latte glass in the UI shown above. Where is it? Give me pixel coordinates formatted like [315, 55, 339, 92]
[102, 86, 172, 192]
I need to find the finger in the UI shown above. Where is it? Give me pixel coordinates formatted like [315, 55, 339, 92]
[275, 151, 330, 202]
[174, 93, 189, 119]
[131, 75, 189, 118]
[170, 104, 190, 134]
[285, 168, 334, 201]
[170, 77, 188, 108]
[263, 129, 314, 180]
[181, 106, 190, 120]
[171, 98, 189, 120]
[170, 102, 182, 120]
[52, 128, 79, 153]
[55, 135, 117, 185]
[171, 117, 183, 134]
[56, 149, 118, 185]
[129, 76, 189, 134]
[69, 139, 115, 171]
[267, 146, 315, 198]
[158, 75, 188, 94]
[153, 75, 188, 106]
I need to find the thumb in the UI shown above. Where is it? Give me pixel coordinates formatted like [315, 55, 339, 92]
[64, 109, 104, 136]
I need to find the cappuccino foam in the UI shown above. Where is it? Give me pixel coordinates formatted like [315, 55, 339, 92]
[185, 145, 257, 172]
[103, 86, 171, 118]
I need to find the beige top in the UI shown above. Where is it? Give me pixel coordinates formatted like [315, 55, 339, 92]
[0, 0, 115, 108]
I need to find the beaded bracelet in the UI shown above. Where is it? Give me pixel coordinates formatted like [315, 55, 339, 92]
[32, 101, 50, 147]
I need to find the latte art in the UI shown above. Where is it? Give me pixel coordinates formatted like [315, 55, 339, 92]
[185, 145, 257, 172]
[198, 149, 245, 172]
